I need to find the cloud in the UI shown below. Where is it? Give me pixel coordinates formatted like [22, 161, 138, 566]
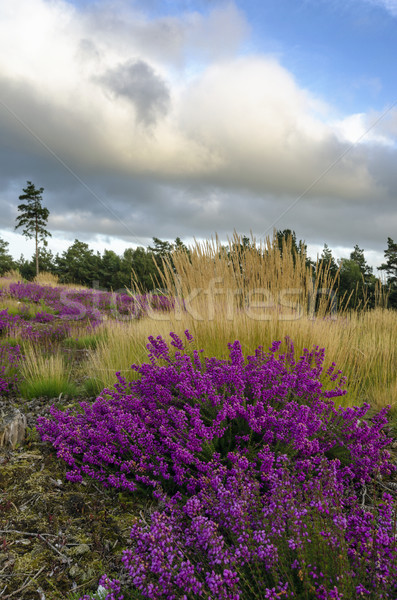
[331, 112, 397, 147]
[79, 1, 249, 67]
[364, 0, 397, 16]
[100, 59, 171, 126]
[0, 0, 396, 261]
[176, 56, 383, 202]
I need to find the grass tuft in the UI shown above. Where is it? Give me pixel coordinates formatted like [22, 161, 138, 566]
[18, 342, 79, 399]
[33, 271, 60, 286]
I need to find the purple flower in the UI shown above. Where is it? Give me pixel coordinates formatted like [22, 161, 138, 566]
[36, 332, 397, 600]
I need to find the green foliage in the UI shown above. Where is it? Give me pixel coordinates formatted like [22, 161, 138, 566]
[337, 245, 381, 309]
[15, 253, 33, 280]
[124, 246, 158, 291]
[55, 239, 101, 285]
[0, 337, 22, 346]
[82, 377, 104, 397]
[18, 378, 80, 399]
[148, 236, 173, 257]
[37, 247, 56, 273]
[379, 237, 397, 308]
[0, 237, 16, 275]
[338, 258, 365, 309]
[98, 249, 123, 290]
[64, 334, 101, 350]
[15, 181, 51, 277]
[320, 243, 339, 280]
[275, 229, 314, 269]
[350, 244, 373, 281]
[379, 237, 397, 285]
[16, 247, 57, 280]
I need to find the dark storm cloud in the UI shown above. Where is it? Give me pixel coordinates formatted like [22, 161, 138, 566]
[0, 0, 396, 271]
[100, 59, 171, 126]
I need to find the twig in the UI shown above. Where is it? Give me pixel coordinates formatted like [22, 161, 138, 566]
[0, 529, 71, 563]
[3, 565, 45, 598]
[0, 574, 40, 578]
[139, 509, 149, 526]
[37, 534, 71, 563]
[67, 577, 96, 592]
[19, 494, 41, 510]
[0, 530, 58, 538]
[37, 586, 46, 600]
[360, 483, 367, 509]
[375, 478, 397, 496]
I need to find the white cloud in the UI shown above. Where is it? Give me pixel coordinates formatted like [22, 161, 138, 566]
[364, 0, 397, 16]
[0, 0, 380, 197]
[0, 0, 395, 254]
[331, 112, 397, 147]
[177, 57, 379, 199]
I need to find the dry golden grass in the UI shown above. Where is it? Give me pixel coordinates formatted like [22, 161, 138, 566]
[2, 232, 393, 413]
[138, 231, 341, 322]
[3, 269, 23, 280]
[58, 282, 90, 290]
[0, 270, 23, 290]
[100, 305, 395, 411]
[33, 272, 60, 286]
[19, 342, 78, 398]
[33, 272, 89, 290]
[119, 232, 397, 411]
[20, 342, 66, 380]
[83, 319, 149, 390]
[0, 297, 25, 313]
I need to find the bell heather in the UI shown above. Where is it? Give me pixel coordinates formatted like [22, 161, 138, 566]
[0, 342, 23, 395]
[7, 281, 173, 324]
[36, 332, 397, 599]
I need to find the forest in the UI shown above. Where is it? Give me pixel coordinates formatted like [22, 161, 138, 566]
[1, 230, 397, 310]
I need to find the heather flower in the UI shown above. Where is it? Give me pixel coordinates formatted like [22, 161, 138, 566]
[0, 343, 23, 395]
[36, 332, 397, 599]
[7, 281, 173, 324]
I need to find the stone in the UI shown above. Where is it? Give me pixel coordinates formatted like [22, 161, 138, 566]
[73, 543, 90, 556]
[0, 407, 27, 448]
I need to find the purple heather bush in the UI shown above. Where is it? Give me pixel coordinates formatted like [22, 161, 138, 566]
[0, 308, 21, 336]
[37, 333, 397, 600]
[0, 343, 23, 395]
[19, 319, 71, 346]
[7, 282, 174, 324]
[33, 311, 56, 323]
[0, 307, 70, 346]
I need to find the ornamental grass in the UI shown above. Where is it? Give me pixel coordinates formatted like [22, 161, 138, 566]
[19, 341, 78, 399]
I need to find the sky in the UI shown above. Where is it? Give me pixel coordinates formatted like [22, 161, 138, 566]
[1, 0, 397, 273]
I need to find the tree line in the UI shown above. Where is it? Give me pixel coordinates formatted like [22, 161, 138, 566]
[1, 181, 396, 309]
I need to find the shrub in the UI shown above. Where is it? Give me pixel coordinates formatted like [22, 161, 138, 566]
[0, 343, 23, 395]
[19, 343, 78, 399]
[37, 333, 397, 599]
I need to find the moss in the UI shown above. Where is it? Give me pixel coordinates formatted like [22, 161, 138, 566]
[0, 414, 146, 600]
[13, 550, 49, 572]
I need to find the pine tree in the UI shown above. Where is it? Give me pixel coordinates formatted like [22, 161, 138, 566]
[350, 244, 373, 282]
[320, 243, 339, 279]
[0, 237, 15, 275]
[15, 181, 51, 277]
[379, 237, 397, 286]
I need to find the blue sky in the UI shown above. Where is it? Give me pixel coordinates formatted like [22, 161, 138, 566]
[0, 0, 396, 272]
[127, 0, 397, 112]
[245, 0, 397, 112]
